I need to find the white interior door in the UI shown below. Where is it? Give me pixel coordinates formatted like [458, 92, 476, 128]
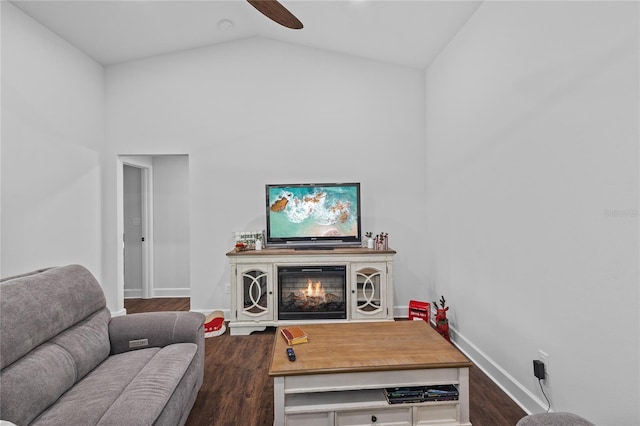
[119, 156, 154, 301]
[123, 165, 143, 297]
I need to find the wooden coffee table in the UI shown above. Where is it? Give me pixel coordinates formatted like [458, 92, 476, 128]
[269, 321, 473, 426]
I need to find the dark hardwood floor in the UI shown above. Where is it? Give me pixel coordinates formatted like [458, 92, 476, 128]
[125, 298, 527, 426]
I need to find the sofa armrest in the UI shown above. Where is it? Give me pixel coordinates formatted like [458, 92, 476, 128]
[109, 311, 205, 355]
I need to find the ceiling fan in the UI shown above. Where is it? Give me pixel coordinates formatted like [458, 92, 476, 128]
[247, 0, 303, 30]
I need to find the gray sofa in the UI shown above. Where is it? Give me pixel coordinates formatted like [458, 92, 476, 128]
[0, 265, 205, 426]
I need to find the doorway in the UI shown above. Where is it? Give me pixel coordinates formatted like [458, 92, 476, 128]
[117, 155, 190, 304]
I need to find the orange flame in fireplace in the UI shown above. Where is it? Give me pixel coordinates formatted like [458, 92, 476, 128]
[304, 279, 326, 300]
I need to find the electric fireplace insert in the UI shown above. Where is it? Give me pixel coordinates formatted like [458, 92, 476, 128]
[278, 265, 347, 320]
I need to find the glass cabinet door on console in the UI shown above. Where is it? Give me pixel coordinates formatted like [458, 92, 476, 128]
[351, 263, 387, 319]
[235, 264, 273, 322]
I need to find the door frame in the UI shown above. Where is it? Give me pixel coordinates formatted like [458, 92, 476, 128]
[117, 156, 154, 300]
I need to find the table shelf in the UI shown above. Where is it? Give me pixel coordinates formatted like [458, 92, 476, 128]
[285, 389, 386, 413]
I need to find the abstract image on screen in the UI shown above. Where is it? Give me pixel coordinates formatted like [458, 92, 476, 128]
[268, 185, 359, 238]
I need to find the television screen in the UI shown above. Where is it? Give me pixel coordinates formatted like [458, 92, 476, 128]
[265, 183, 361, 248]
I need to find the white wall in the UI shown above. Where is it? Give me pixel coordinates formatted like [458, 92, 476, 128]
[104, 38, 427, 315]
[152, 155, 189, 297]
[1, 2, 104, 280]
[425, 1, 639, 424]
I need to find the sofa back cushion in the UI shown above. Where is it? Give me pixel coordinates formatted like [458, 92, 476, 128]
[0, 265, 107, 368]
[0, 265, 111, 424]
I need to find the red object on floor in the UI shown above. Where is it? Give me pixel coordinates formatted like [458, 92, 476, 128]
[204, 310, 226, 337]
[408, 300, 430, 322]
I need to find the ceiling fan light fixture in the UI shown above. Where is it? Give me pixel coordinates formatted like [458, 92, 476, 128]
[218, 19, 234, 31]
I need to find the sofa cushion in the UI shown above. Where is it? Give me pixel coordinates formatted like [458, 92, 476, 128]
[0, 308, 112, 425]
[153, 345, 204, 426]
[98, 343, 199, 425]
[30, 343, 198, 426]
[0, 265, 106, 369]
[50, 308, 111, 381]
[1, 342, 78, 425]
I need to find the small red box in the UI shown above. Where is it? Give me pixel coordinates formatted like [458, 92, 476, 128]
[408, 300, 430, 322]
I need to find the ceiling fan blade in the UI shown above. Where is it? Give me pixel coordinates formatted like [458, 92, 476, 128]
[247, 0, 303, 30]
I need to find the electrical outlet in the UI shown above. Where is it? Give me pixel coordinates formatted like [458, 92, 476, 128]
[533, 360, 545, 380]
[224, 283, 231, 294]
[538, 350, 549, 377]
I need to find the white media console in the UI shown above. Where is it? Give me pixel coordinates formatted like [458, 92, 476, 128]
[226, 247, 396, 336]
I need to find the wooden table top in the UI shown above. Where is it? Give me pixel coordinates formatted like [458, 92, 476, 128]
[269, 321, 472, 377]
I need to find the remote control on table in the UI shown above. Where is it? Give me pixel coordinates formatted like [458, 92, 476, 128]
[286, 347, 296, 362]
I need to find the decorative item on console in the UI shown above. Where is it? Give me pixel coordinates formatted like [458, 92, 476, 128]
[364, 232, 374, 249]
[375, 232, 389, 250]
[432, 296, 450, 342]
[233, 230, 265, 251]
[364, 232, 388, 250]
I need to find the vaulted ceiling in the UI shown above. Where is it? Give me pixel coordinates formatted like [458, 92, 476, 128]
[10, 0, 482, 69]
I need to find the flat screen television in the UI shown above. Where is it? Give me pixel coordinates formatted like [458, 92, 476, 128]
[265, 182, 362, 249]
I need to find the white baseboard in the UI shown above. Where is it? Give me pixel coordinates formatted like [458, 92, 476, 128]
[124, 289, 143, 298]
[124, 288, 190, 298]
[449, 325, 547, 415]
[394, 304, 543, 415]
[110, 308, 127, 317]
[152, 287, 190, 298]
[394, 305, 410, 318]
